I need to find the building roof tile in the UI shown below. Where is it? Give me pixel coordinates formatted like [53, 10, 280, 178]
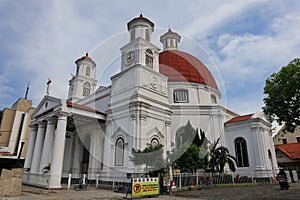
[159, 50, 218, 90]
[225, 114, 253, 124]
[66, 102, 106, 116]
[275, 143, 300, 159]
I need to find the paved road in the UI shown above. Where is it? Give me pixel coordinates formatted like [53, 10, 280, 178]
[175, 182, 300, 200]
[1, 182, 300, 200]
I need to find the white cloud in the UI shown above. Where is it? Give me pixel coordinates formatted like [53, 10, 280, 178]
[203, 11, 300, 114]
[183, 0, 269, 39]
[0, 73, 15, 102]
[215, 13, 300, 81]
[1, 0, 300, 117]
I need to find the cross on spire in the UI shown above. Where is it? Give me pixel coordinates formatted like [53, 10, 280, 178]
[46, 78, 52, 95]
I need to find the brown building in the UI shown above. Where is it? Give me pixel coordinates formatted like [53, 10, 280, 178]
[0, 98, 35, 196]
[274, 126, 300, 145]
[274, 126, 300, 179]
[0, 98, 35, 158]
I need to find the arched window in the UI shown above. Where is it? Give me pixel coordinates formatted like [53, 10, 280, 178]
[170, 39, 174, 47]
[145, 49, 153, 68]
[211, 95, 217, 104]
[85, 66, 91, 77]
[115, 138, 124, 166]
[83, 82, 91, 97]
[268, 149, 272, 159]
[235, 137, 249, 167]
[145, 29, 150, 41]
[151, 138, 159, 146]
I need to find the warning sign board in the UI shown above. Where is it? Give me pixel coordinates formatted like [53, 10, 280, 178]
[132, 177, 159, 197]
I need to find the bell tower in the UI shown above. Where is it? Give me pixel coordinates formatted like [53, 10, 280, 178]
[68, 53, 98, 102]
[120, 14, 160, 72]
[160, 28, 181, 51]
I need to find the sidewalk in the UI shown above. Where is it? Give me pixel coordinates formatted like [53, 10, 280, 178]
[1, 185, 186, 200]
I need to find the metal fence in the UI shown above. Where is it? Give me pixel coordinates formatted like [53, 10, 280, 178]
[61, 172, 275, 192]
[61, 174, 130, 192]
[172, 172, 274, 190]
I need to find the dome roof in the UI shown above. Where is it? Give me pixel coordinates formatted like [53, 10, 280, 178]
[75, 53, 95, 65]
[127, 14, 154, 32]
[159, 50, 218, 90]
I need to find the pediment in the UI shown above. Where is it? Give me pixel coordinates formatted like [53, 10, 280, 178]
[31, 95, 63, 119]
[111, 127, 129, 139]
[252, 111, 267, 121]
[146, 127, 164, 139]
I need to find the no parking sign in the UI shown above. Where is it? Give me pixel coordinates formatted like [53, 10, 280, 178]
[132, 177, 159, 197]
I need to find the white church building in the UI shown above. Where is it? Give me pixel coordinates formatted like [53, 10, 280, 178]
[23, 15, 278, 188]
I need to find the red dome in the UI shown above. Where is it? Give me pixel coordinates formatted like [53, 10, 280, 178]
[75, 53, 95, 65]
[159, 50, 218, 90]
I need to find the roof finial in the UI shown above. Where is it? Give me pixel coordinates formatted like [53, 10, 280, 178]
[86, 52, 88, 57]
[140, 12, 143, 17]
[168, 25, 171, 32]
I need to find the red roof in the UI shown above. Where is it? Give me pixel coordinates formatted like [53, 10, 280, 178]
[275, 143, 300, 159]
[66, 102, 106, 116]
[127, 14, 154, 31]
[225, 114, 253, 124]
[75, 53, 94, 64]
[159, 50, 218, 90]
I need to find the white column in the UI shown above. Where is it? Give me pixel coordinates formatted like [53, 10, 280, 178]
[49, 114, 67, 188]
[164, 120, 171, 156]
[39, 118, 56, 173]
[89, 131, 102, 179]
[30, 122, 46, 173]
[72, 132, 81, 176]
[62, 131, 74, 176]
[24, 124, 38, 169]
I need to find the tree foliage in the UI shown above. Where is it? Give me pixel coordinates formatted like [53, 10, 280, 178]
[170, 121, 209, 173]
[130, 144, 164, 175]
[263, 58, 300, 132]
[208, 138, 237, 173]
[170, 143, 208, 174]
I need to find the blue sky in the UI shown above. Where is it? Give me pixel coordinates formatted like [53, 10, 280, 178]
[0, 0, 300, 115]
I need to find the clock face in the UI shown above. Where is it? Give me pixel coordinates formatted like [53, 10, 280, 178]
[125, 51, 135, 65]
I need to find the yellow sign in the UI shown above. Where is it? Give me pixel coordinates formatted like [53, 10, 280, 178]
[132, 177, 159, 197]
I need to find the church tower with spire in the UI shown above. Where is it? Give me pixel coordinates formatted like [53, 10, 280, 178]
[160, 28, 181, 51]
[120, 14, 160, 72]
[68, 53, 98, 102]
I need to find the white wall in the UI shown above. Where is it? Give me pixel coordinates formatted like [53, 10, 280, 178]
[225, 118, 278, 177]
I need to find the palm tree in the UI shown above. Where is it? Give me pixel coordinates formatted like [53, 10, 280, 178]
[208, 138, 237, 173]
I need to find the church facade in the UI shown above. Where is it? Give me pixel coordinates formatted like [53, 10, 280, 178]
[23, 15, 278, 188]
